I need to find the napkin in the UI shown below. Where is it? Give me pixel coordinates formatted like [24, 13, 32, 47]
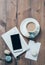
[25, 40, 41, 61]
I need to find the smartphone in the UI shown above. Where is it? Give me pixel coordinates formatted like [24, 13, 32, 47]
[10, 34, 22, 52]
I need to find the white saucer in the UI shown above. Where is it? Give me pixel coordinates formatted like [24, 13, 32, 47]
[20, 18, 40, 38]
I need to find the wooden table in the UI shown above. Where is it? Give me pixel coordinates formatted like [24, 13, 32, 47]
[0, 0, 45, 65]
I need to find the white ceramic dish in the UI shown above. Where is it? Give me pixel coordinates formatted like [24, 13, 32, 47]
[20, 18, 40, 38]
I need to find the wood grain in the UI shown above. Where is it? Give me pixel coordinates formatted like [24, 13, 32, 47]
[0, 0, 45, 65]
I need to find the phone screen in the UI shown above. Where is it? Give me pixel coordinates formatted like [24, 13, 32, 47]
[10, 34, 22, 50]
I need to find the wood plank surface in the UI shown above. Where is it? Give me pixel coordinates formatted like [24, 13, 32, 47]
[0, 0, 45, 65]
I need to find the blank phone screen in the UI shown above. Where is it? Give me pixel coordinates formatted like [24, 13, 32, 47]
[10, 34, 22, 50]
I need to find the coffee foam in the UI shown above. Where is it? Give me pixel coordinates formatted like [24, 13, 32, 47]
[27, 22, 36, 32]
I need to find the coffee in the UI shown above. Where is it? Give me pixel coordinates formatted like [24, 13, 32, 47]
[27, 22, 35, 32]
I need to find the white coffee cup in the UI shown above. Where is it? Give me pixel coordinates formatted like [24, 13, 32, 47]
[20, 18, 40, 38]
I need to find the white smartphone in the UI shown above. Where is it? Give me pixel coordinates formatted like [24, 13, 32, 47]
[10, 34, 23, 53]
